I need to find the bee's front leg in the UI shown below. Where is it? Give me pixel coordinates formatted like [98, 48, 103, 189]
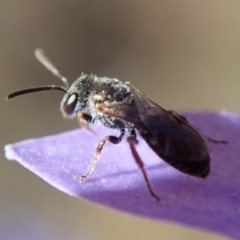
[79, 128, 125, 180]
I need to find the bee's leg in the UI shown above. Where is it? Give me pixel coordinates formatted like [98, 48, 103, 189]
[77, 112, 98, 138]
[127, 129, 160, 201]
[78, 128, 125, 180]
[204, 136, 228, 145]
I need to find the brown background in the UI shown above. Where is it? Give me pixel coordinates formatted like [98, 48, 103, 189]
[1, 1, 239, 239]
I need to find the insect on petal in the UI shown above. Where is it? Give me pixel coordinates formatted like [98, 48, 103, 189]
[4, 111, 240, 239]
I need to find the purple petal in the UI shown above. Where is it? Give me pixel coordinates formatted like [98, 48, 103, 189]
[4, 111, 240, 239]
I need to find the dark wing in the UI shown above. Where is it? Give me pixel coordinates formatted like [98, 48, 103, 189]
[97, 85, 210, 178]
[129, 86, 210, 178]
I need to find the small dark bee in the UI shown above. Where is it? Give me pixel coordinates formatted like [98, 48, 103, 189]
[7, 49, 227, 201]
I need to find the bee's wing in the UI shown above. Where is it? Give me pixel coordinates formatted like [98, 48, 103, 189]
[129, 86, 210, 177]
[97, 85, 210, 178]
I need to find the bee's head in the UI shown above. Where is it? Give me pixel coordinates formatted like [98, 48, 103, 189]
[61, 74, 94, 117]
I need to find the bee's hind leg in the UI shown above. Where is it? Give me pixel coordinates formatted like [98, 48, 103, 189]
[205, 136, 228, 144]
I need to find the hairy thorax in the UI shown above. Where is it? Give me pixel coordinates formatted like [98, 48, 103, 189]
[87, 76, 134, 129]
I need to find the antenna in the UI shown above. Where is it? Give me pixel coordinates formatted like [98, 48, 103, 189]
[35, 49, 69, 88]
[6, 49, 69, 100]
[6, 85, 68, 100]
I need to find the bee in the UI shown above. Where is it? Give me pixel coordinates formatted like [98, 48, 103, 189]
[7, 49, 227, 201]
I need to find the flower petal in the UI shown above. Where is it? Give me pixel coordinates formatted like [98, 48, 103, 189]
[4, 111, 240, 239]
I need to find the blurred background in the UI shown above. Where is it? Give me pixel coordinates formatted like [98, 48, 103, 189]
[1, 1, 239, 239]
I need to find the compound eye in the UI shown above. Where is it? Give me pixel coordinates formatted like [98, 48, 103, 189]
[63, 93, 78, 115]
